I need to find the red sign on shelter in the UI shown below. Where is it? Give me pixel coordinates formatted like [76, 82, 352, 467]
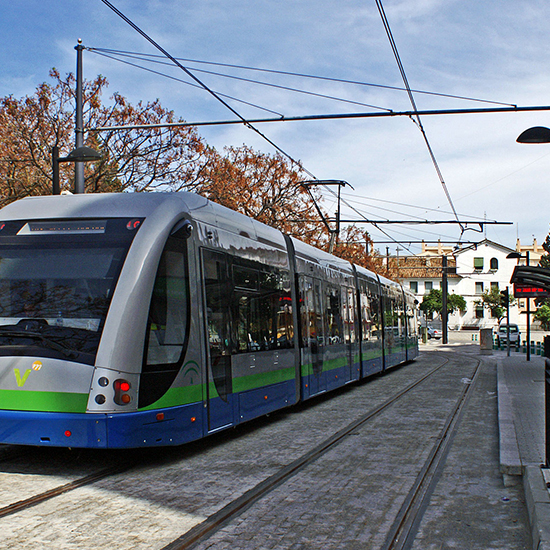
[513, 284, 549, 298]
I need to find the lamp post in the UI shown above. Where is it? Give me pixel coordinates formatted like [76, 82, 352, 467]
[517, 126, 550, 467]
[514, 124, 550, 357]
[51, 145, 101, 195]
[507, 251, 531, 361]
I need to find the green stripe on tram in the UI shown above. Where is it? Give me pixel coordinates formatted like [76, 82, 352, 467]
[139, 384, 204, 411]
[0, 389, 88, 413]
[232, 366, 295, 393]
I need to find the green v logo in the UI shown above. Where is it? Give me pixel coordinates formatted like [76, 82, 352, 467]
[14, 369, 32, 387]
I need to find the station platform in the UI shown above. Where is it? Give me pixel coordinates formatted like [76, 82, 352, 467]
[497, 350, 550, 550]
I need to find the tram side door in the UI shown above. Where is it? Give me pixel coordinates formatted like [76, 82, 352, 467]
[201, 249, 234, 432]
[302, 277, 325, 395]
[344, 286, 356, 381]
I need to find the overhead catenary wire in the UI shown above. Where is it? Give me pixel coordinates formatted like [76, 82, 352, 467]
[340, 192, 498, 222]
[95, 1, 517, 255]
[375, 0, 464, 235]
[87, 48, 393, 113]
[99, 0, 317, 180]
[89, 48, 285, 118]
[88, 47, 517, 108]
[97, 0, 421, 252]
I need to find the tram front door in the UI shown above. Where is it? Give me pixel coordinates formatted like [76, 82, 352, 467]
[202, 249, 234, 432]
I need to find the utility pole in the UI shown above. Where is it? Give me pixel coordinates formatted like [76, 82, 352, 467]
[442, 255, 448, 344]
[526, 251, 531, 361]
[75, 39, 85, 194]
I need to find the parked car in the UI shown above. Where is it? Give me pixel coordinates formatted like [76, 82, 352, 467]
[496, 323, 521, 348]
[427, 326, 442, 339]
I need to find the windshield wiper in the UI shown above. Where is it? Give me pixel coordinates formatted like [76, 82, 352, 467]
[0, 329, 79, 359]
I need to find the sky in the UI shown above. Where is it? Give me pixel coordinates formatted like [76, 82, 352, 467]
[2, 0, 550, 256]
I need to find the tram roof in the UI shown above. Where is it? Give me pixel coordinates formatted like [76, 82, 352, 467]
[0, 191, 288, 250]
[0, 192, 208, 220]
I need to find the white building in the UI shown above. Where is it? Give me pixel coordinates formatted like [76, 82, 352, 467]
[451, 239, 518, 330]
[393, 239, 534, 331]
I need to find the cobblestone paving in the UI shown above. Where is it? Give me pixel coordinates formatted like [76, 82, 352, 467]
[0, 348, 532, 549]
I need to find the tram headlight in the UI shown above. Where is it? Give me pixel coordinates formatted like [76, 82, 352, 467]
[113, 379, 132, 405]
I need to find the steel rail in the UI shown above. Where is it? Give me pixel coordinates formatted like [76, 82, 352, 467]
[0, 461, 135, 519]
[382, 356, 482, 550]
[161, 355, 451, 550]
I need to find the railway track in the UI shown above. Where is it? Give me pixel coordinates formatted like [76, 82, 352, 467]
[161, 355, 453, 550]
[0, 461, 135, 519]
[381, 359, 481, 550]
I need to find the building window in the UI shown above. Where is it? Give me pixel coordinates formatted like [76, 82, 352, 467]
[475, 282, 484, 294]
[410, 281, 418, 293]
[474, 257, 484, 271]
[490, 258, 499, 271]
[491, 282, 499, 290]
[475, 305, 484, 318]
[425, 281, 433, 292]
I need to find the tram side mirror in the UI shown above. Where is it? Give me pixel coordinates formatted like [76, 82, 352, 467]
[170, 220, 193, 239]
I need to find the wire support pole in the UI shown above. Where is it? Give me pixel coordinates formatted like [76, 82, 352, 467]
[75, 40, 85, 194]
[300, 180, 353, 253]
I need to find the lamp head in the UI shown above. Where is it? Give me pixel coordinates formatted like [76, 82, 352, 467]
[61, 146, 102, 162]
[516, 126, 550, 144]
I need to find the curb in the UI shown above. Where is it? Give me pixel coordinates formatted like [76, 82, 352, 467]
[497, 363, 523, 478]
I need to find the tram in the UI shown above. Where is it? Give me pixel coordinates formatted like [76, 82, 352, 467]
[0, 192, 418, 448]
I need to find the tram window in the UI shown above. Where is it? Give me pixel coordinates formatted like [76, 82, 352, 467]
[383, 291, 398, 348]
[0, 241, 132, 365]
[359, 281, 381, 343]
[233, 262, 293, 352]
[343, 287, 356, 344]
[144, 237, 190, 371]
[325, 285, 343, 345]
[359, 288, 370, 342]
[299, 276, 320, 349]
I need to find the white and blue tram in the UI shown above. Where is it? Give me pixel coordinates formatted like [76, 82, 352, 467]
[0, 192, 418, 448]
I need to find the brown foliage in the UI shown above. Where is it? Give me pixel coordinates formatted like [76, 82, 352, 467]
[0, 69, 209, 202]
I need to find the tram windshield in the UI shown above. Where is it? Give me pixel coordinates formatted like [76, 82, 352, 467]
[0, 218, 142, 365]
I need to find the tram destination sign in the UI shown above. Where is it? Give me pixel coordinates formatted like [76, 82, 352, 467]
[513, 283, 549, 298]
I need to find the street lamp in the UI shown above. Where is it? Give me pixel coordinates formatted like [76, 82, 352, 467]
[516, 127, 550, 467]
[52, 145, 101, 195]
[517, 126, 550, 143]
[507, 250, 531, 361]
